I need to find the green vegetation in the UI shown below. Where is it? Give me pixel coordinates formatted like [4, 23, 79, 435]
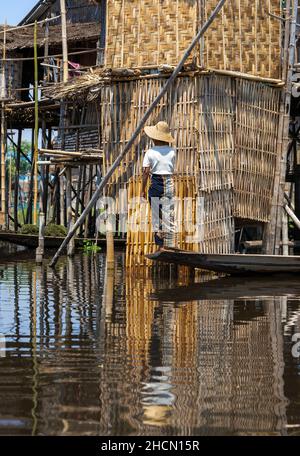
[7, 141, 32, 176]
[81, 240, 101, 253]
[20, 224, 39, 235]
[44, 224, 67, 237]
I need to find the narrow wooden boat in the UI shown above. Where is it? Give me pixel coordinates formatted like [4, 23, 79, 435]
[146, 248, 300, 275]
[0, 231, 126, 249]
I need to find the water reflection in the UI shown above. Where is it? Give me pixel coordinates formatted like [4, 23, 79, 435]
[0, 251, 300, 435]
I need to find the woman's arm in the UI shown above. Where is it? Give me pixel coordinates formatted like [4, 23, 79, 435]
[141, 167, 150, 199]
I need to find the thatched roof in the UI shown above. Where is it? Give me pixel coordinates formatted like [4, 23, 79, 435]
[0, 21, 100, 52]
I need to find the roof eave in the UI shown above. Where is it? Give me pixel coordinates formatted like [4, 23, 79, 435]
[18, 0, 55, 26]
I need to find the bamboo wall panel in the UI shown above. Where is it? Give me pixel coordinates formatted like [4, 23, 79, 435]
[105, 0, 282, 79]
[101, 75, 234, 193]
[233, 79, 281, 221]
[105, 0, 199, 68]
[204, 0, 281, 78]
[98, 73, 281, 265]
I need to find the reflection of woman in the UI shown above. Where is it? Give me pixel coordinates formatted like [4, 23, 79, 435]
[141, 121, 176, 251]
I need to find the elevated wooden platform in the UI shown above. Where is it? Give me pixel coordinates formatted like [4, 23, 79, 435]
[146, 248, 300, 275]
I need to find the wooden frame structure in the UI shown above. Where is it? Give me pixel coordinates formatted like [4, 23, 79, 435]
[2, 0, 300, 269]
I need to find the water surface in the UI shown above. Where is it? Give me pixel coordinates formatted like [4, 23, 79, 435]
[0, 248, 300, 435]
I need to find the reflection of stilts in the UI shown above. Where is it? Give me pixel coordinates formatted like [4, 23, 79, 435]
[31, 270, 38, 436]
[268, 298, 288, 434]
[103, 265, 114, 321]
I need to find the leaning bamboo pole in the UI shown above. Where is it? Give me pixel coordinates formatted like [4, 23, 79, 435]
[50, 0, 227, 268]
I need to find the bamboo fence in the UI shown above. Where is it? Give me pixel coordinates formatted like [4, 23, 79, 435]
[105, 0, 282, 79]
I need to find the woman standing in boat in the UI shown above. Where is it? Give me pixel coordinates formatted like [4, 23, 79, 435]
[141, 121, 176, 251]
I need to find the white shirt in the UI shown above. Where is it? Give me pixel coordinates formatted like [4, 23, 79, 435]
[142, 146, 176, 175]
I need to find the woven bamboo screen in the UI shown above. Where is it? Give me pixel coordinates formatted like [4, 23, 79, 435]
[233, 79, 281, 221]
[99, 73, 282, 265]
[100, 74, 238, 265]
[105, 0, 282, 79]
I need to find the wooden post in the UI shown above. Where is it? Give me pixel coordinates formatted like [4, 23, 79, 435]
[50, 0, 227, 267]
[0, 22, 7, 228]
[66, 167, 75, 256]
[282, 210, 289, 255]
[33, 21, 39, 225]
[60, 0, 69, 84]
[14, 129, 22, 231]
[60, 174, 65, 226]
[36, 211, 45, 263]
[106, 231, 115, 269]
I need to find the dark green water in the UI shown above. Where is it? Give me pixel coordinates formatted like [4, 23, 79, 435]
[0, 247, 300, 435]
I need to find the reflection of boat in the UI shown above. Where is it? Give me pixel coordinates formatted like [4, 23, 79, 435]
[151, 276, 300, 302]
[0, 231, 126, 249]
[146, 248, 300, 275]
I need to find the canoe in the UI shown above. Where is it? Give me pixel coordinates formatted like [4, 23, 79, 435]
[0, 231, 126, 249]
[146, 248, 300, 275]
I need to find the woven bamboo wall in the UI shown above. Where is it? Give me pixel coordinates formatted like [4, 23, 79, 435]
[233, 79, 281, 221]
[105, 0, 282, 79]
[98, 72, 282, 265]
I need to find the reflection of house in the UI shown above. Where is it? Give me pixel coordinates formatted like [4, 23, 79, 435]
[0, 253, 293, 435]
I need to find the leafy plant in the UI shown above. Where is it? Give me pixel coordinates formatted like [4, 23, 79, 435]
[81, 240, 101, 253]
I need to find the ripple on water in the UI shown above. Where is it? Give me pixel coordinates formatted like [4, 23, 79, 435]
[0, 251, 300, 435]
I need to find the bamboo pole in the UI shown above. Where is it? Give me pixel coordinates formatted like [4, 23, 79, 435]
[33, 21, 39, 225]
[0, 21, 7, 227]
[36, 211, 45, 263]
[282, 210, 289, 255]
[50, 0, 227, 267]
[60, 0, 69, 84]
[66, 167, 75, 256]
[14, 129, 22, 231]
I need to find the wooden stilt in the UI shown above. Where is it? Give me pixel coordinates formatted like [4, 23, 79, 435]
[33, 20, 39, 225]
[14, 129, 22, 231]
[0, 22, 7, 228]
[66, 167, 75, 256]
[36, 211, 45, 263]
[106, 231, 115, 269]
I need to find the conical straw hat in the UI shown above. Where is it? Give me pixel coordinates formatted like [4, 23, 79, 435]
[144, 121, 174, 143]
